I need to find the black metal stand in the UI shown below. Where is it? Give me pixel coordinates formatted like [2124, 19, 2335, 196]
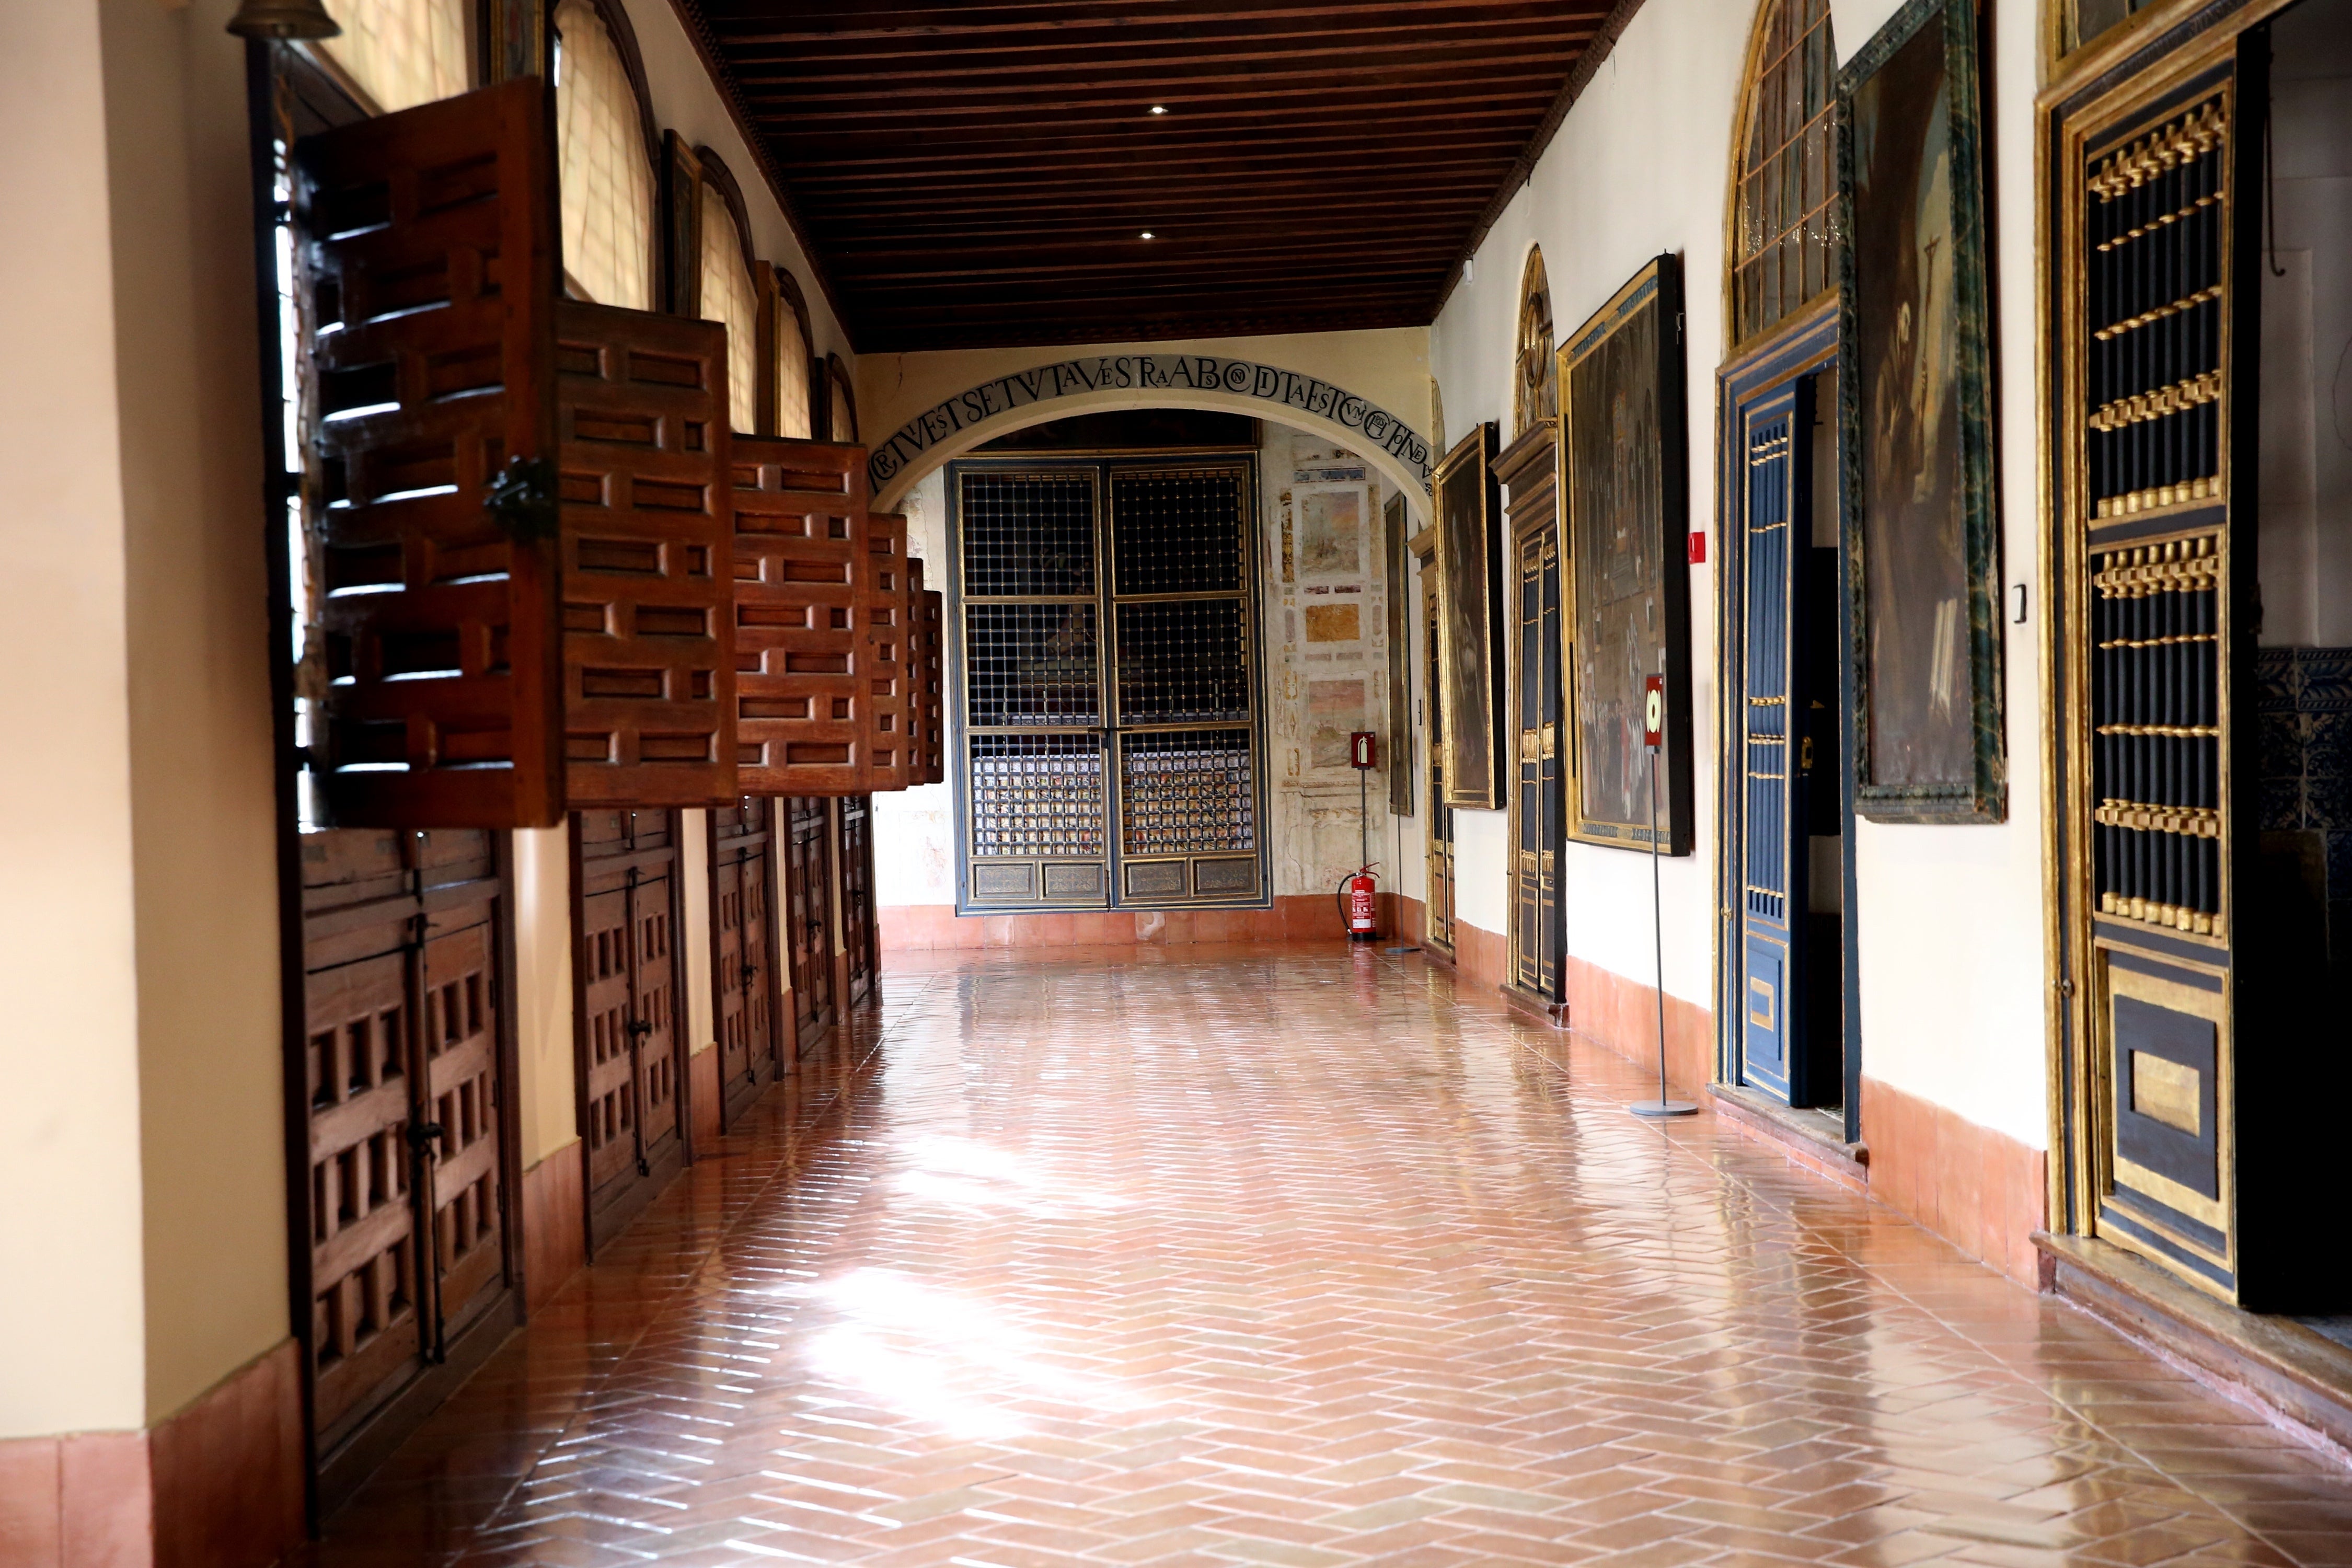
[1631, 741, 1694, 1119]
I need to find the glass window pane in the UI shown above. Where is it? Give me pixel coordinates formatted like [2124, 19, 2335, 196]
[320, 0, 468, 114]
[698, 188, 759, 433]
[555, 0, 654, 312]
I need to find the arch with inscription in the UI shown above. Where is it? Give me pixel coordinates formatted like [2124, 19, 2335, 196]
[864, 352, 1434, 514]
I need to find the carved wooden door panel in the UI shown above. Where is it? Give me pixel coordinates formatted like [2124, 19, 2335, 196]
[555, 299, 736, 806]
[785, 797, 835, 1049]
[416, 854, 505, 1342]
[298, 828, 513, 1460]
[302, 936, 421, 1442]
[293, 79, 561, 829]
[732, 437, 873, 794]
[630, 838, 680, 1160]
[572, 808, 685, 1249]
[711, 798, 777, 1125]
[840, 794, 875, 1005]
[576, 872, 636, 1204]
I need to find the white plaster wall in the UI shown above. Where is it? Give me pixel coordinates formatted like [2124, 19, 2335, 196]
[1428, 0, 1739, 1010]
[1847, 0, 2048, 1148]
[0, 0, 149, 1439]
[1429, 0, 2051, 1147]
[874, 468, 956, 906]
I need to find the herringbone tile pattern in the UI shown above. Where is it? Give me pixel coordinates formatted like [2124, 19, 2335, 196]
[303, 946, 2352, 1566]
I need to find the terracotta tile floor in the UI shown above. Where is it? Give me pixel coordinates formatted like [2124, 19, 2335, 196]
[304, 946, 2352, 1567]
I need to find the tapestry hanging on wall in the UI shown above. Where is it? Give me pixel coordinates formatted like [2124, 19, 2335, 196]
[1557, 255, 1694, 853]
[1434, 423, 1506, 811]
[1839, 0, 2005, 822]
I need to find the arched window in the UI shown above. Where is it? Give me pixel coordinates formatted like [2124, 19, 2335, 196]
[1730, 0, 1840, 347]
[554, 0, 656, 312]
[772, 267, 815, 441]
[696, 156, 760, 433]
[1512, 247, 1555, 436]
[826, 355, 858, 444]
[319, 0, 470, 114]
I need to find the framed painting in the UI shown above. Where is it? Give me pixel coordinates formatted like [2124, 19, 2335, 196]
[1838, 0, 2004, 822]
[1555, 255, 1694, 854]
[1434, 423, 1506, 811]
[1383, 490, 1414, 815]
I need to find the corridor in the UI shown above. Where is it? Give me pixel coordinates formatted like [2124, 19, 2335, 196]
[307, 950, 2352, 1567]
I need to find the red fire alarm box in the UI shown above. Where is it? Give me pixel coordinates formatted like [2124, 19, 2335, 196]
[1643, 676, 1664, 751]
[1350, 731, 1378, 770]
[1688, 531, 1708, 565]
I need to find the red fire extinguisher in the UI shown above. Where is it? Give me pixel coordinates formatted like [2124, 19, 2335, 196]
[1346, 867, 1379, 941]
[1340, 730, 1381, 942]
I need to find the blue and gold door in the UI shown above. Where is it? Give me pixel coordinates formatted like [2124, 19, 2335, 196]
[1737, 388, 1805, 1099]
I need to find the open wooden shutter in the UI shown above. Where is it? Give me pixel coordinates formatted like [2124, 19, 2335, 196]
[296, 77, 561, 829]
[920, 587, 945, 784]
[555, 300, 737, 805]
[863, 513, 911, 792]
[732, 436, 870, 794]
[904, 557, 937, 788]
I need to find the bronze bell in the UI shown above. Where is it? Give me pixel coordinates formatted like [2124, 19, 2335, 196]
[226, 0, 342, 39]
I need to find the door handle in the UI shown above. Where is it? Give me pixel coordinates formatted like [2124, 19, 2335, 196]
[627, 1018, 652, 1039]
[405, 1121, 445, 1152]
[741, 961, 758, 985]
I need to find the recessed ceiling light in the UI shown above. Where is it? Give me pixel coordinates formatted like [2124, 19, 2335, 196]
[1140, 231, 1156, 240]
[1149, 105, 1168, 114]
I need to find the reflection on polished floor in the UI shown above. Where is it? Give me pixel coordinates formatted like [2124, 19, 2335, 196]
[305, 947, 2352, 1566]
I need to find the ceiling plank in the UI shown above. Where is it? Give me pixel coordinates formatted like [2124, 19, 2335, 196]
[674, 0, 1610, 348]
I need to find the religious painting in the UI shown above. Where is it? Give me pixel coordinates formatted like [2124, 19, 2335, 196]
[1434, 424, 1506, 810]
[1295, 484, 1368, 580]
[1557, 256, 1693, 852]
[1839, 0, 2003, 822]
[1383, 491, 1414, 814]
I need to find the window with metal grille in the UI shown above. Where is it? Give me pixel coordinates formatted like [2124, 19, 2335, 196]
[949, 456, 1265, 911]
[1732, 0, 1840, 346]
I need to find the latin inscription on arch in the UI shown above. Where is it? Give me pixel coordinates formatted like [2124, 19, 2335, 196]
[866, 355, 1433, 493]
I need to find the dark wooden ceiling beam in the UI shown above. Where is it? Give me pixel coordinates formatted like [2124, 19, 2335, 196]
[673, 0, 1609, 349]
[717, 24, 1598, 80]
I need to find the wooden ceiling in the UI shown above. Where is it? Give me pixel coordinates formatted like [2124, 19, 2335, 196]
[676, 1, 1634, 352]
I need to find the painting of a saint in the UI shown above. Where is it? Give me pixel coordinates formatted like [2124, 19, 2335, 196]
[1435, 426, 1504, 809]
[1855, 19, 1966, 788]
[1560, 257, 1692, 851]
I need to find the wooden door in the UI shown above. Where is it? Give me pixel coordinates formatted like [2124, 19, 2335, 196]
[299, 829, 513, 1467]
[1420, 567, 1456, 954]
[710, 797, 779, 1127]
[840, 795, 875, 1005]
[572, 809, 685, 1250]
[292, 79, 562, 830]
[785, 797, 835, 1049]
